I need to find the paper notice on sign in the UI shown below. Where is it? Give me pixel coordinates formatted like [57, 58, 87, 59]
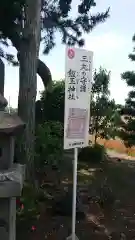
[66, 108, 88, 139]
[64, 47, 93, 149]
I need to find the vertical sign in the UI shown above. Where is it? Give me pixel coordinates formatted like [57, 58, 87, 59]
[64, 47, 93, 150]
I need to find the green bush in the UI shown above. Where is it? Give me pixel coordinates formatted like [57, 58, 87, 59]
[78, 144, 105, 164]
[35, 121, 64, 171]
[16, 184, 40, 221]
[16, 184, 41, 239]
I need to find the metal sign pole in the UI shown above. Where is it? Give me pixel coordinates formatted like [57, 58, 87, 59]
[72, 147, 78, 240]
[67, 147, 79, 240]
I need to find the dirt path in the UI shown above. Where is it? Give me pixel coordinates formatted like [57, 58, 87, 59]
[106, 149, 135, 161]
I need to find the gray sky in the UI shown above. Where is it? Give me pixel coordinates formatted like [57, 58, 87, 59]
[4, 0, 135, 107]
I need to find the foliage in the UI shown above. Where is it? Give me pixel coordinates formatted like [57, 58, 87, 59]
[36, 80, 65, 124]
[120, 34, 135, 147]
[0, 0, 109, 62]
[90, 67, 120, 142]
[78, 144, 105, 164]
[35, 121, 64, 171]
[16, 183, 45, 238]
[107, 107, 122, 139]
[92, 67, 110, 96]
[16, 184, 40, 221]
[36, 71, 120, 141]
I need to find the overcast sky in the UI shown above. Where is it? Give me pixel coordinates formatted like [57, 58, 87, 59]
[4, 0, 135, 108]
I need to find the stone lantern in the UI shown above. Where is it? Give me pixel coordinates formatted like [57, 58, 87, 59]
[0, 93, 25, 240]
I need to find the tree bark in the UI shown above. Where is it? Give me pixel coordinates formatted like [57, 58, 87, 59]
[94, 114, 99, 145]
[18, 0, 42, 181]
[0, 59, 4, 96]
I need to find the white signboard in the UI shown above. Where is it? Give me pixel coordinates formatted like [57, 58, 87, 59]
[64, 47, 93, 149]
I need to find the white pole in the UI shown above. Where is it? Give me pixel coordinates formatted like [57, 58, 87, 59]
[72, 147, 78, 240]
[9, 96, 11, 114]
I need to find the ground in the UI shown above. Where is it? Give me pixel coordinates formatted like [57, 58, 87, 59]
[16, 152, 135, 240]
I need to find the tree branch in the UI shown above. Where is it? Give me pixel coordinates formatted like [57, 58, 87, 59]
[8, 31, 52, 89]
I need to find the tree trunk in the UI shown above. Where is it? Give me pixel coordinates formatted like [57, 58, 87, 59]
[94, 133, 97, 145]
[94, 115, 99, 145]
[18, 0, 41, 181]
[0, 59, 4, 96]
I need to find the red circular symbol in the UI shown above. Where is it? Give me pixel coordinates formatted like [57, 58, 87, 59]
[68, 49, 75, 59]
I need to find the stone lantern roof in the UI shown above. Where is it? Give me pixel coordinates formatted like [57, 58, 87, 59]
[0, 94, 25, 134]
